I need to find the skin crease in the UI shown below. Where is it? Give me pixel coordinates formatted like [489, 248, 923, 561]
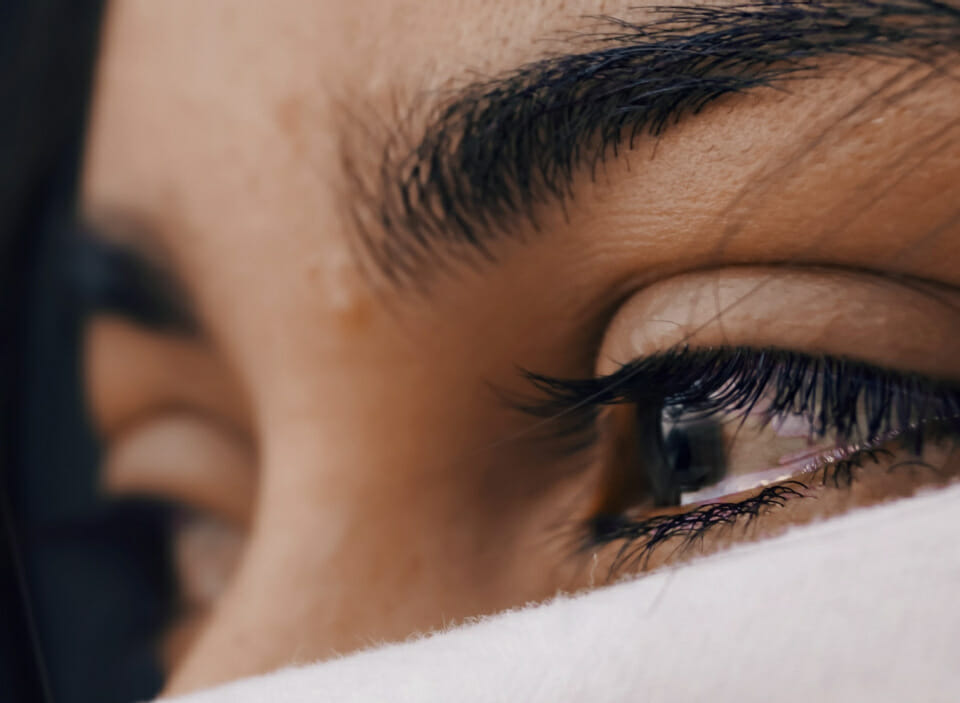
[80, 0, 960, 695]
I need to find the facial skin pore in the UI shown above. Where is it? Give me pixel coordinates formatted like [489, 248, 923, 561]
[81, 0, 960, 694]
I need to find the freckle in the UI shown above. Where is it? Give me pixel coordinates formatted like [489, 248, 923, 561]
[274, 95, 304, 141]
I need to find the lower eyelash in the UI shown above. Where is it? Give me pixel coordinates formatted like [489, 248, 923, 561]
[585, 482, 809, 575]
[580, 438, 932, 576]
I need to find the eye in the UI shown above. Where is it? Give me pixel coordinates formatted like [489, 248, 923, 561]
[650, 347, 960, 502]
[518, 269, 960, 574]
[86, 317, 255, 660]
[72, 226, 255, 662]
[525, 345, 960, 572]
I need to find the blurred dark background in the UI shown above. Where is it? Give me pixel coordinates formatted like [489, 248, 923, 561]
[1, 3, 167, 701]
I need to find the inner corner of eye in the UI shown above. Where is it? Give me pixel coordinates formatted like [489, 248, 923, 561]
[585, 512, 632, 545]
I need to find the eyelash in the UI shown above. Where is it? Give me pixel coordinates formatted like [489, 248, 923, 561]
[519, 346, 960, 567]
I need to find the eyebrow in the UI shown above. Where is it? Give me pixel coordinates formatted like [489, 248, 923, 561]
[69, 223, 197, 333]
[345, 0, 960, 286]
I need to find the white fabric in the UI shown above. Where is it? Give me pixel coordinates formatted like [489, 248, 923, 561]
[164, 483, 960, 703]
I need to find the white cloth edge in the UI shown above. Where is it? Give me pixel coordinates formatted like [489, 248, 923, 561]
[164, 483, 960, 703]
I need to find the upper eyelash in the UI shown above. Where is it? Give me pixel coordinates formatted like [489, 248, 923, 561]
[519, 346, 960, 447]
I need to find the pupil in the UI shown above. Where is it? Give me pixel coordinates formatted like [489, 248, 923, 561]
[655, 418, 727, 506]
[634, 407, 728, 508]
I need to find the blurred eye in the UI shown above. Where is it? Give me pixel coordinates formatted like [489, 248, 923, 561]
[74, 228, 256, 657]
[103, 412, 251, 622]
[85, 317, 256, 647]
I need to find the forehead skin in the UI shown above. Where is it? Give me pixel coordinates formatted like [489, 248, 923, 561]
[83, 0, 960, 694]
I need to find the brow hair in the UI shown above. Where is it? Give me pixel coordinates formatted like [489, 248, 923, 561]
[342, 0, 960, 286]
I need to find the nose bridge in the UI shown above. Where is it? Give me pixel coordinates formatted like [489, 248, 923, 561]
[163, 442, 458, 694]
[169, 351, 565, 689]
[161, 472, 364, 691]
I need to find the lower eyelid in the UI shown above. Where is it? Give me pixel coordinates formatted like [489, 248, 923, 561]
[587, 432, 960, 575]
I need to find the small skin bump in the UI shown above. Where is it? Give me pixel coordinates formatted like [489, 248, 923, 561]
[304, 251, 376, 331]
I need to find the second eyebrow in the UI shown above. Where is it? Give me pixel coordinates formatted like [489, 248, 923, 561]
[70, 224, 198, 334]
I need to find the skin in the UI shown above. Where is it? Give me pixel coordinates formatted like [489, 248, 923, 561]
[81, 0, 960, 695]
